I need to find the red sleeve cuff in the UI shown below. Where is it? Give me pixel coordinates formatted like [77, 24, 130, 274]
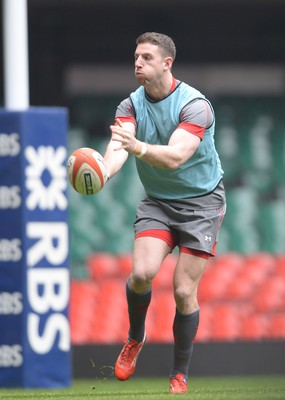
[115, 116, 136, 125]
[178, 122, 205, 140]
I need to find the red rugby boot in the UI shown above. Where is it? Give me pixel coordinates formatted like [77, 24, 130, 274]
[169, 373, 188, 394]
[115, 334, 146, 381]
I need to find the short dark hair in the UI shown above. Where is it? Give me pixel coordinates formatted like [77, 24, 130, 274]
[136, 32, 176, 61]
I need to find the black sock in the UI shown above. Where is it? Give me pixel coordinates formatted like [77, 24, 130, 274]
[170, 308, 200, 379]
[126, 280, 151, 343]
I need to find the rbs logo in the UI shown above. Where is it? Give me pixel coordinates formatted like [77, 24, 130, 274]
[25, 146, 70, 355]
[0, 345, 23, 367]
[0, 186, 21, 209]
[25, 146, 67, 210]
[0, 133, 20, 156]
[0, 239, 22, 262]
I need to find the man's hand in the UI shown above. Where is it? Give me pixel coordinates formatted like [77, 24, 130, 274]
[110, 118, 137, 153]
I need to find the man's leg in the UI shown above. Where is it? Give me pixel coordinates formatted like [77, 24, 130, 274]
[115, 236, 171, 381]
[126, 278, 151, 343]
[170, 252, 208, 394]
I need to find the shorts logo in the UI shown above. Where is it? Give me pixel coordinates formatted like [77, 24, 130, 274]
[204, 235, 212, 242]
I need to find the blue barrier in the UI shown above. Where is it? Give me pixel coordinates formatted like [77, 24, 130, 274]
[0, 108, 71, 387]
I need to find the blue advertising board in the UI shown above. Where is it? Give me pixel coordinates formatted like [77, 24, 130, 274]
[0, 108, 71, 387]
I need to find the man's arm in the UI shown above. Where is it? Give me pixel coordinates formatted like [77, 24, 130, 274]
[104, 121, 135, 179]
[110, 119, 200, 171]
[138, 129, 201, 170]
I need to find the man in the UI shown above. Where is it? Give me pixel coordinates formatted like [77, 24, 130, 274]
[103, 32, 226, 394]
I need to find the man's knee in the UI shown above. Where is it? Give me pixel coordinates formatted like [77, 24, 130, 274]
[174, 284, 196, 302]
[130, 271, 154, 292]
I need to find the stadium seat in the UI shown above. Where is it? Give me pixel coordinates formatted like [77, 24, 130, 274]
[258, 200, 285, 253]
[70, 281, 99, 343]
[86, 253, 119, 280]
[240, 314, 268, 340]
[267, 314, 285, 339]
[148, 289, 175, 342]
[89, 278, 128, 343]
[196, 304, 214, 342]
[117, 253, 133, 278]
[275, 254, 285, 278]
[213, 253, 245, 273]
[254, 278, 285, 313]
[225, 274, 256, 301]
[245, 253, 276, 274]
[210, 304, 241, 341]
[198, 272, 228, 302]
[152, 254, 177, 289]
[198, 257, 228, 302]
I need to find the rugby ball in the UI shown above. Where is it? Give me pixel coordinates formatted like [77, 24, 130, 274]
[67, 147, 109, 195]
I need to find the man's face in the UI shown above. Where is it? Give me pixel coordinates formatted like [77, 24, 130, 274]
[134, 43, 166, 85]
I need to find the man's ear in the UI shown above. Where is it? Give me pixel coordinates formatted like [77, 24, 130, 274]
[164, 57, 173, 71]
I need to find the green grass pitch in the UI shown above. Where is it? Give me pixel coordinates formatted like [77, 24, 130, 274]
[0, 376, 284, 399]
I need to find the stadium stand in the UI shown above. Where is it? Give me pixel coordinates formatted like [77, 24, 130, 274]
[68, 95, 285, 343]
[70, 252, 285, 343]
